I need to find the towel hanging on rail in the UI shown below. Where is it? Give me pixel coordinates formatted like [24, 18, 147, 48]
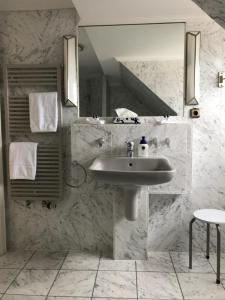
[9, 142, 38, 180]
[29, 92, 58, 132]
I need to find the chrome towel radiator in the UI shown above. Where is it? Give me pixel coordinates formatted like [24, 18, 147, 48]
[3, 64, 63, 203]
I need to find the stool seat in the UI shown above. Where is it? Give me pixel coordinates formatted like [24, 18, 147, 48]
[194, 209, 225, 224]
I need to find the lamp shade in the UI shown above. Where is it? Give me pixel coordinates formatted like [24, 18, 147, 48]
[64, 35, 79, 107]
[185, 31, 201, 105]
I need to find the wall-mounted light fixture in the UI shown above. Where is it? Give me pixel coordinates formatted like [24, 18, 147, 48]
[185, 31, 201, 105]
[64, 35, 79, 107]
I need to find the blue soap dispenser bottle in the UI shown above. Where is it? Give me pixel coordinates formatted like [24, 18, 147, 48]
[138, 136, 149, 157]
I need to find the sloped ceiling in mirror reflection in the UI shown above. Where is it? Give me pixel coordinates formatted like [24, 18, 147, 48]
[121, 60, 184, 115]
[119, 63, 177, 116]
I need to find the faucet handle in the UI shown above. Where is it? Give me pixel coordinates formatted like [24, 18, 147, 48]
[149, 137, 158, 147]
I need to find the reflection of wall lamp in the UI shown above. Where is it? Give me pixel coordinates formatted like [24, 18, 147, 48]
[185, 31, 201, 105]
[78, 43, 84, 52]
[63, 35, 79, 107]
[218, 72, 225, 88]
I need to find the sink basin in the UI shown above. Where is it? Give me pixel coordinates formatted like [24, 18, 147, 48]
[89, 156, 175, 186]
[89, 156, 175, 221]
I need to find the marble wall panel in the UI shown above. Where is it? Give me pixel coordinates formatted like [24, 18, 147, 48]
[1, 7, 225, 254]
[122, 60, 184, 115]
[192, 0, 225, 30]
[70, 122, 191, 257]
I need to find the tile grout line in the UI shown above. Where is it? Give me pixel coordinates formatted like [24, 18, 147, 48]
[207, 256, 217, 275]
[3, 251, 225, 299]
[135, 260, 138, 300]
[0, 267, 220, 273]
[199, 252, 225, 289]
[197, 249, 216, 275]
[169, 251, 185, 300]
[1, 294, 138, 299]
[212, 255, 225, 291]
[3, 250, 37, 297]
[5, 294, 94, 298]
[91, 254, 101, 299]
[221, 282, 225, 292]
[44, 250, 69, 300]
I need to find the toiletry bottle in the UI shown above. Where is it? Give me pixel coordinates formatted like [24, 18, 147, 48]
[138, 136, 149, 157]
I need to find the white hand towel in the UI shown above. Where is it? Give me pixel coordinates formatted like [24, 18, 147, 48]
[115, 108, 138, 118]
[9, 142, 38, 180]
[29, 92, 58, 132]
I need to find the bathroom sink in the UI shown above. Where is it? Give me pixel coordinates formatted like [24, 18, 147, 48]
[90, 156, 175, 221]
[89, 156, 175, 186]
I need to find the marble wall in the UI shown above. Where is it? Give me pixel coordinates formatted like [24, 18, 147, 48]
[147, 18, 225, 252]
[122, 60, 184, 115]
[71, 123, 191, 257]
[192, 0, 225, 30]
[0, 9, 80, 250]
[0, 9, 78, 125]
[181, 19, 225, 252]
[0, 8, 225, 254]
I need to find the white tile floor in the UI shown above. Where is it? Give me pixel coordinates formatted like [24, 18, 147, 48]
[0, 251, 225, 299]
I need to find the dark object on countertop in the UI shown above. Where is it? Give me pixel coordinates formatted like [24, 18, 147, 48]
[113, 117, 141, 124]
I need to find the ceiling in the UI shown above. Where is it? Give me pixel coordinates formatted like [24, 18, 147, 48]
[72, 0, 208, 25]
[0, 0, 209, 25]
[0, 0, 74, 11]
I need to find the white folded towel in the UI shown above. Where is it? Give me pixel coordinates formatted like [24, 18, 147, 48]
[29, 92, 58, 132]
[115, 108, 138, 118]
[9, 142, 38, 180]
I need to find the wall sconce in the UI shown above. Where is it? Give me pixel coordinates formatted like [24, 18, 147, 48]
[185, 31, 201, 105]
[64, 35, 79, 107]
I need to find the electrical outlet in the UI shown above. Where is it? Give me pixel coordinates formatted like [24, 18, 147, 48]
[190, 108, 200, 118]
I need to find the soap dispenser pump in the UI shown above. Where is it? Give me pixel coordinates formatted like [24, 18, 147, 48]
[138, 136, 149, 157]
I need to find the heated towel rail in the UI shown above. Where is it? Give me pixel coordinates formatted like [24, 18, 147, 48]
[3, 64, 63, 202]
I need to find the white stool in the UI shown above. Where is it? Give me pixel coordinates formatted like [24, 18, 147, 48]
[189, 209, 225, 284]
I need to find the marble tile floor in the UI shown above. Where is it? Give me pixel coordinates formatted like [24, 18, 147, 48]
[0, 251, 225, 299]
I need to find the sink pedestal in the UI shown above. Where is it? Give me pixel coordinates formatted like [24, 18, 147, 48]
[113, 187, 149, 260]
[123, 187, 141, 221]
[89, 156, 175, 260]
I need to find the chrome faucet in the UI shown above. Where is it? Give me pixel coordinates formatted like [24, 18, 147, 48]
[125, 141, 134, 157]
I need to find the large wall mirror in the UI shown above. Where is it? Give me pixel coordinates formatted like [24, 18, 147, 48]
[78, 23, 185, 117]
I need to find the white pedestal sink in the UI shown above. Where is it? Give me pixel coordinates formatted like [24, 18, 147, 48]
[89, 156, 175, 221]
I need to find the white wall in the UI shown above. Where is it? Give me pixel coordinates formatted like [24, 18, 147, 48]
[73, 0, 208, 25]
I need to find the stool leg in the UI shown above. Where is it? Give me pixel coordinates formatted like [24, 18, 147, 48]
[206, 223, 210, 259]
[189, 218, 196, 269]
[216, 224, 221, 284]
